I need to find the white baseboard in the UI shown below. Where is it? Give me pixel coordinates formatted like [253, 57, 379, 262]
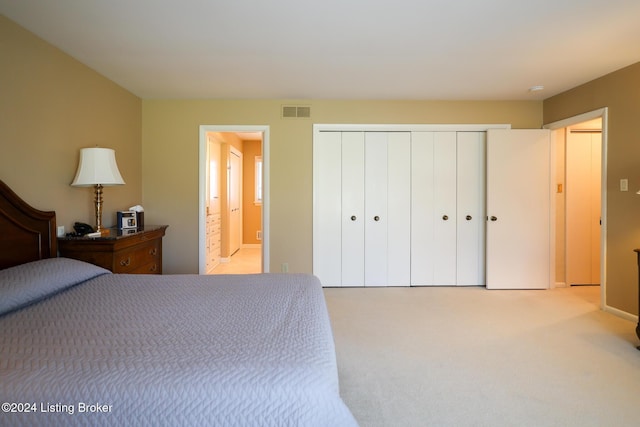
[554, 282, 567, 288]
[220, 257, 230, 263]
[603, 304, 638, 323]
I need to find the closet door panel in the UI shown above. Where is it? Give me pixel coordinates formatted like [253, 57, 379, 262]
[364, 133, 388, 286]
[410, 132, 435, 285]
[341, 132, 366, 286]
[457, 132, 486, 286]
[432, 132, 457, 285]
[312, 132, 342, 286]
[387, 132, 411, 286]
[590, 134, 602, 284]
[486, 129, 551, 289]
[566, 132, 601, 286]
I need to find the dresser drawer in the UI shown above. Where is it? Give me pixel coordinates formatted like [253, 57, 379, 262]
[114, 240, 161, 273]
[128, 261, 161, 274]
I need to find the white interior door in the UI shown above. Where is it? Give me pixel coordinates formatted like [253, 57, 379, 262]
[364, 133, 388, 286]
[457, 131, 486, 286]
[342, 132, 365, 286]
[486, 129, 551, 290]
[386, 132, 411, 286]
[566, 131, 601, 285]
[411, 132, 435, 285]
[433, 132, 457, 285]
[229, 148, 242, 256]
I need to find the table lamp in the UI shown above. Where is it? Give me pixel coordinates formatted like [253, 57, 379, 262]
[71, 147, 125, 232]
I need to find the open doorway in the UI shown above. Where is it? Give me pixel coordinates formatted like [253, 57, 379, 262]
[198, 125, 270, 275]
[545, 108, 607, 309]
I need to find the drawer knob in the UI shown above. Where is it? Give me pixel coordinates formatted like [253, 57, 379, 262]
[149, 248, 158, 256]
[120, 257, 131, 267]
[149, 264, 157, 272]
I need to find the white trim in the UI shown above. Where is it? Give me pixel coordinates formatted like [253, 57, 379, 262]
[604, 305, 638, 323]
[314, 123, 512, 133]
[198, 125, 270, 274]
[543, 108, 608, 312]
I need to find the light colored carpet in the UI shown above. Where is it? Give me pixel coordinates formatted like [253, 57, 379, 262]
[324, 286, 640, 427]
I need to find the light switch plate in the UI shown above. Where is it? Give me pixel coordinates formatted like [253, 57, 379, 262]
[620, 178, 629, 191]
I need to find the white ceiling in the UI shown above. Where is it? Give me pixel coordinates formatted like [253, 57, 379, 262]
[2, 0, 640, 101]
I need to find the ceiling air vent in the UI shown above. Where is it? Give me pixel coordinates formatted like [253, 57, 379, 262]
[282, 105, 311, 119]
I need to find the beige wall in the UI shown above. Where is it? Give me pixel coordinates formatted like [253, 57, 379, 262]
[142, 99, 542, 274]
[0, 16, 142, 233]
[544, 61, 640, 315]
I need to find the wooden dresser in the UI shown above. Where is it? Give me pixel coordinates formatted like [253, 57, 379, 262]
[59, 225, 168, 274]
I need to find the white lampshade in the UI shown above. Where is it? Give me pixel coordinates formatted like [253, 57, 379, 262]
[71, 147, 125, 186]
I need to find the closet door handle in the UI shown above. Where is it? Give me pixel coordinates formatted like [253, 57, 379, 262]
[374, 216, 380, 222]
[350, 215, 357, 221]
[466, 215, 472, 221]
[490, 216, 498, 222]
[442, 215, 449, 221]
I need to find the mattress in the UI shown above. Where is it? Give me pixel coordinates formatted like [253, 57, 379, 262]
[0, 258, 357, 426]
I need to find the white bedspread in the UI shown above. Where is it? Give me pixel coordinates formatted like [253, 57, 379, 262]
[0, 267, 357, 426]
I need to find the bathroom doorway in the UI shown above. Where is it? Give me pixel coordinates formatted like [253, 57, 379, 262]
[198, 125, 270, 274]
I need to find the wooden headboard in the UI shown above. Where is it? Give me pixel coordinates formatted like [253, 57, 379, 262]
[0, 180, 57, 269]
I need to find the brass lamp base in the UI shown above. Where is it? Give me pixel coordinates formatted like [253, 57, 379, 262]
[94, 184, 105, 232]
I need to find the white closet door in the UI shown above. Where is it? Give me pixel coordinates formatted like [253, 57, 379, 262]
[486, 129, 551, 290]
[457, 132, 486, 286]
[341, 132, 365, 286]
[411, 132, 435, 285]
[386, 133, 411, 286]
[432, 132, 457, 285]
[364, 133, 388, 286]
[312, 132, 342, 286]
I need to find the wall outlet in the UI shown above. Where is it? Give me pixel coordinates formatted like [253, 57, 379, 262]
[281, 263, 289, 273]
[256, 230, 262, 240]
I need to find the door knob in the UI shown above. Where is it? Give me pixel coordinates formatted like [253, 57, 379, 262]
[466, 215, 472, 221]
[442, 215, 449, 221]
[351, 215, 357, 221]
[374, 216, 380, 221]
[490, 216, 498, 221]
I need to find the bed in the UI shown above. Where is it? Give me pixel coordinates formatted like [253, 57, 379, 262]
[0, 180, 358, 426]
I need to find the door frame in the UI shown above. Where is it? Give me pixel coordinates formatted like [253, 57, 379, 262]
[198, 125, 270, 274]
[543, 107, 608, 311]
